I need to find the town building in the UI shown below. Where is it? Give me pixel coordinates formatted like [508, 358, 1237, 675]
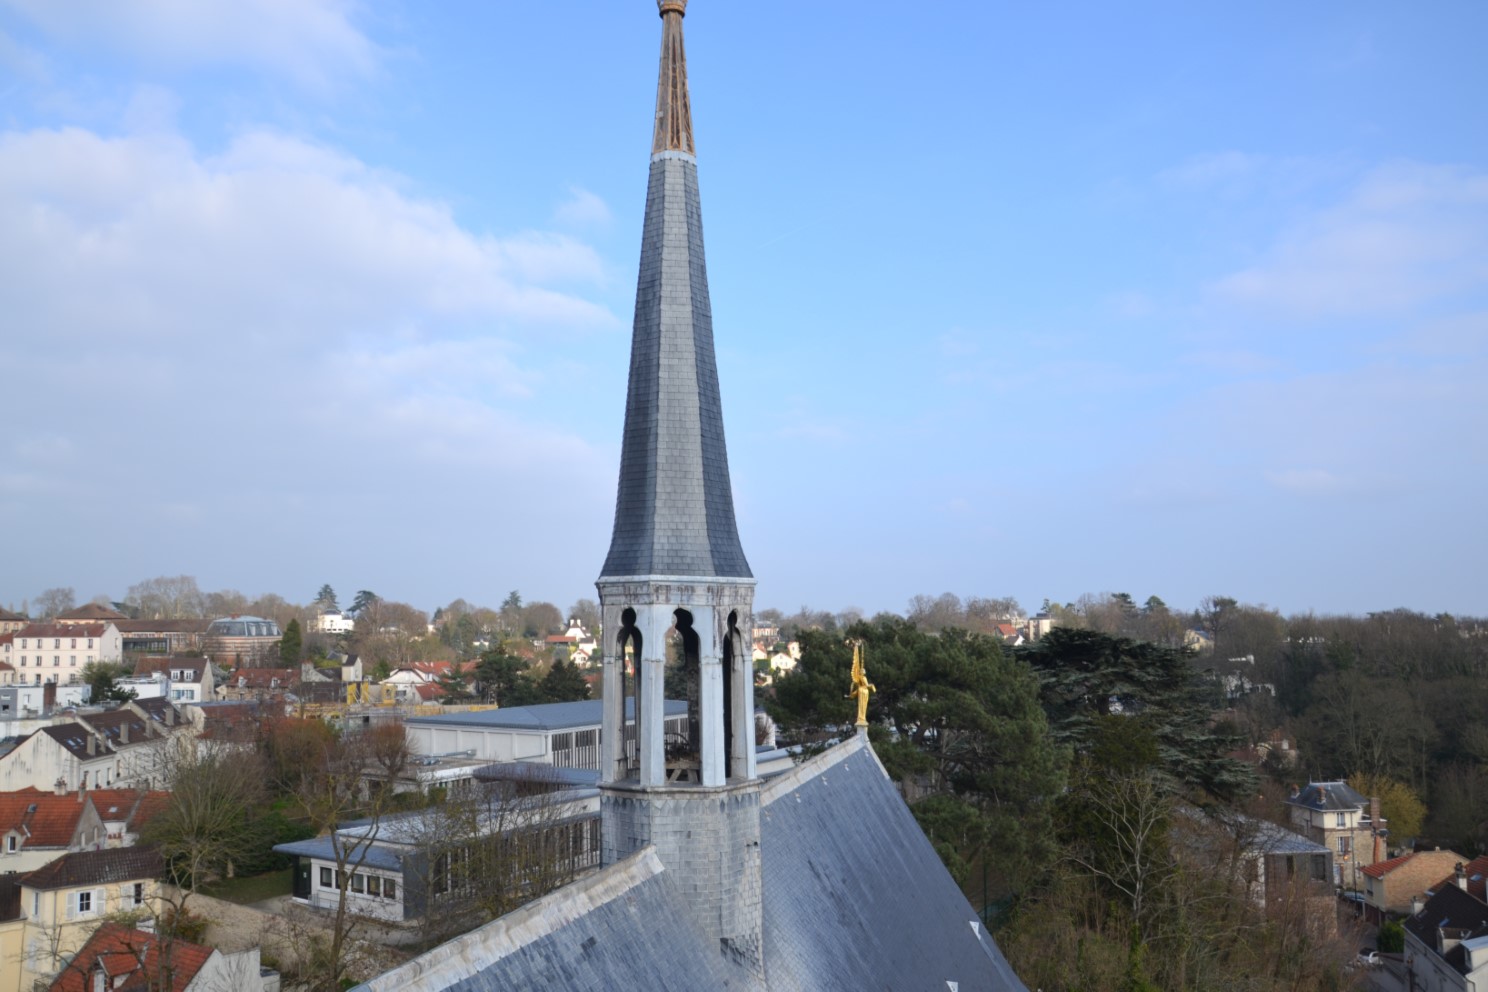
[203, 615, 282, 666]
[1284, 780, 1386, 889]
[112, 618, 212, 656]
[406, 699, 687, 771]
[52, 605, 129, 627]
[312, 610, 356, 635]
[0, 611, 27, 635]
[0, 846, 164, 992]
[1404, 872, 1488, 992]
[0, 788, 108, 873]
[352, 5, 1027, 990]
[9, 624, 123, 685]
[1362, 849, 1468, 923]
[47, 921, 270, 992]
[132, 657, 216, 704]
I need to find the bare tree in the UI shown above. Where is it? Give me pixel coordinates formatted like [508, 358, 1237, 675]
[290, 725, 412, 992]
[34, 586, 77, 619]
[125, 575, 207, 619]
[409, 766, 598, 945]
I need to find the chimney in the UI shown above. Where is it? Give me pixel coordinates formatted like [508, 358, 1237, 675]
[1370, 796, 1383, 862]
[120, 721, 129, 745]
[1288, 784, 1300, 800]
[54, 777, 66, 796]
[1411, 894, 1424, 915]
[87, 735, 96, 756]
[1457, 862, 1468, 891]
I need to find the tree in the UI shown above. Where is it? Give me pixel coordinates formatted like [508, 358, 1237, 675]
[315, 585, 338, 611]
[279, 618, 304, 665]
[34, 586, 76, 619]
[289, 724, 410, 992]
[124, 575, 205, 619]
[1020, 627, 1254, 802]
[539, 658, 590, 703]
[519, 601, 564, 639]
[80, 661, 136, 704]
[348, 590, 378, 618]
[772, 617, 1067, 901]
[1346, 773, 1426, 845]
[568, 598, 600, 632]
[142, 746, 268, 891]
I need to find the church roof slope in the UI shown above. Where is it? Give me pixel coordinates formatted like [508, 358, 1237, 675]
[758, 735, 1028, 991]
[351, 848, 756, 992]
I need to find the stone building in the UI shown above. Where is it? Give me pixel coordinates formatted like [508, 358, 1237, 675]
[350, 4, 1027, 990]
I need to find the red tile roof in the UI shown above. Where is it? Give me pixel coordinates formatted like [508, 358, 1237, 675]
[227, 667, 298, 689]
[1361, 852, 1416, 878]
[16, 623, 110, 639]
[87, 789, 171, 832]
[1430, 853, 1488, 901]
[0, 788, 89, 848]
[413, 683, 445, 701]
[50, 922, 214, 992]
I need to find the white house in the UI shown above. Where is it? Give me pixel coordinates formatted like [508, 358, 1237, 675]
[9, 624, 122, 685]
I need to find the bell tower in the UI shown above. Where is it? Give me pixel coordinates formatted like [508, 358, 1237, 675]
[596, 0, 762, 968]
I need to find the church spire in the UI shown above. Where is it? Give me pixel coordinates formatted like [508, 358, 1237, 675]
[599, 0, 749, 580]
[653, 1, 694, 156]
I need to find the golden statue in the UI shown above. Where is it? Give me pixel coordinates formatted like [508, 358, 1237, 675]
[846, 640, 876, 728]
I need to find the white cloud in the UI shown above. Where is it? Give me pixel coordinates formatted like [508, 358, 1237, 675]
[1210, 163, 1488, 317]
[553, 186, 613, 229]
[0, 0, 378, 91]
[0, 122, 620, 601]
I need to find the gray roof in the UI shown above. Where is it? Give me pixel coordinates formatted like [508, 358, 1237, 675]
[1246, 818, 1331, 856]
[407, 699, 686, 732]
[273, 835, 407, 873]
[352, 736, 1026, 992]
[597, 151, 750, 579]
[357, 849, 752, 991]
[1405, 883, 1488, 973]
[758, 737, 1027, 990]
[1287, 781, 1368, 812]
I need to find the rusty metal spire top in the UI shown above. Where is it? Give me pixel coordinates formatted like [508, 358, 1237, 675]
[653, 0, 694, 156]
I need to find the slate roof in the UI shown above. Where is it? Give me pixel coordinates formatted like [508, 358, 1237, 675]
[0, 788, 90, 847]
[39, 723, 114, 760]
[50, 922, 215, 992]
[82, 710, 158, 748]
[1406, 882, 1488, 974]
[1244, 817, 1330, 856]
[757, 737, 1026, 990]
[597, 5, 749, 581]
[353, 736, 1027, 992]
[356, 848, 753, 992]
[131, 696, 186, 728]
[112, 619, 212, 634]
[0, 609, 28, 622]
[407, 698, 687, 732]
[21, 846, 163, 889]
[1287, 781, 1368, 812]
[273, 835, 408, 873]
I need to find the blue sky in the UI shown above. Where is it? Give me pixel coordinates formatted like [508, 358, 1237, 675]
[1, 1, 1485, 620]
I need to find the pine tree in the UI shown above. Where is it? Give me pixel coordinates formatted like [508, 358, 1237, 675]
[539, 658, 591, 703]
[279, 618, 303, 664]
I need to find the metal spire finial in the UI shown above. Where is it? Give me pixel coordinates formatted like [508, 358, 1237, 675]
[653, 0, 694, 155]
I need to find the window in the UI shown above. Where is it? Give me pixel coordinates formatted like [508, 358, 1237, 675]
[1310, 854, 1328, 881]
[132, 883, 144, 907]
[6, 835, 15, 853]
[87, 639, 93, 648]
[54, 656, 60, 667]
[53, 639, 60, 649]
[384, 879, 396, 899]
[1335, 813, 1345, 828]
[1337, 836, 1351, 857]
[351, 874, 364, 894]
[367, 876, 381, 896]
[19, 658, 25, 667]
[70, 639, 77, 649]
[320, 867, 332, 887]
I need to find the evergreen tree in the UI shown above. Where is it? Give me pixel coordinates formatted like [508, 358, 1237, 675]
[81, 661, 137, 704]
[349, 590, 378, 617]
[279, 618, 303, 664]
[1019, 627, 1253, 801]
[539, 658, 590, 703]
[315, 584, 338, 610]
[771, 616, 1068, 901]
